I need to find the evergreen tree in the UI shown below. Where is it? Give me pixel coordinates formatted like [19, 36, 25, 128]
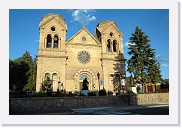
[9, 51, 36, 92]
[127, 26, 162, 93]
[9, 59, 19, 91]
[9, 58, 29, 92]
[22, 52, 36, 91]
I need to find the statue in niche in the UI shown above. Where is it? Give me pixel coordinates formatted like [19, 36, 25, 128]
[82, 78, 89, 90]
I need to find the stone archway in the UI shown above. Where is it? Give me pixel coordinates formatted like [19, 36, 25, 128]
[74, 69, 96, 92]
[79, 73, 90, 91]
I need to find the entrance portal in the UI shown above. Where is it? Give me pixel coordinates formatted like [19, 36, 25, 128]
[74, 69, 96, 92]
[79, 74, 90, 90]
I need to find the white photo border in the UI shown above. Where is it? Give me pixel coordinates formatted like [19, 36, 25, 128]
[0, 0, 179, 126]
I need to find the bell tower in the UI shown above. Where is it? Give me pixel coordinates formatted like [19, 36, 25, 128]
[36, 13, 68, 92]
[94, 20, 126, 93]
[38, 13, 67, 53]
[94, 20, 124, 54]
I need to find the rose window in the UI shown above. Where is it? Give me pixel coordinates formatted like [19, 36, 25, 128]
[77, 51, 90, 64]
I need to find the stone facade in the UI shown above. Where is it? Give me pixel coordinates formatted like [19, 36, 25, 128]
[36, 13, 126, 93]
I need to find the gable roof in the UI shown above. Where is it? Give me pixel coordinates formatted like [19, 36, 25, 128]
[96, 20, 123, 36]
[101, 23, 123, 36]
[67, 27, 101, 45]
[39, 14, 67, 30]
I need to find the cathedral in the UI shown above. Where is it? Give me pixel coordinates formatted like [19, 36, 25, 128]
[36, 13, 126, 94]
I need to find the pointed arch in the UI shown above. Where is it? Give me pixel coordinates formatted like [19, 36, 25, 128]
[45, 73, 50, 77]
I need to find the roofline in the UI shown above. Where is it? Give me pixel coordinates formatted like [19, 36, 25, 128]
[67, 27, 101, 45]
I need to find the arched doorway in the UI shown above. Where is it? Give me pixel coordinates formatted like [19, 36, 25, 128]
[74, 69, 96, 92]
[79, 74, 90, 91]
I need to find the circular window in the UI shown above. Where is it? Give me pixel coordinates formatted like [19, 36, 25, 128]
[77, 51, 90, 64]
[51, 26, 56, 31]
[110, 32, 113, 37]
[82, 37, 86, 41]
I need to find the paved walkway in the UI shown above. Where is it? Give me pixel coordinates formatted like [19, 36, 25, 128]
[72, 104, 169, 115]
[10, 104, 169, 115]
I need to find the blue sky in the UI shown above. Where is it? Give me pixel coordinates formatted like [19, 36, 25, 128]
[9, 9, 169, 79]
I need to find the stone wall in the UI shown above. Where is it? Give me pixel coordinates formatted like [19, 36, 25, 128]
[9, 93, 169, 114]
[10, 96, 126, 114]
[130, 93, 169, 105]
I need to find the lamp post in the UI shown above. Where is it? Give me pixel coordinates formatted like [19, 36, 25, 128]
[97, 72, 100, 94]
[58, 81, 61, 92]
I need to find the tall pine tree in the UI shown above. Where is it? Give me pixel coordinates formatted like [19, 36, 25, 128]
[127, 26, 162, 93]
[22, 51, 36, 91]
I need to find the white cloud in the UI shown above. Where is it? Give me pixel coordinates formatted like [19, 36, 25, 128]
[124, 42, 134, 47]
[160, 64, 168, 67]
[156, 55, 169, 62]
[71, 9, 96, 25]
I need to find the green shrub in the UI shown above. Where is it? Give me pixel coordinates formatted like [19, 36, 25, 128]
[88, 91, 97, 96]
[67, 92, 77, 97]
[99, 89, 107, 96]
[29, 92, 47, 97]
[79, 93, 86, 96]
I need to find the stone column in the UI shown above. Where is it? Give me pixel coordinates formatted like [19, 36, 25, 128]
[111, 40, 113, 53]
[52, 35, 54, 48]
[59, 38, 61, 50]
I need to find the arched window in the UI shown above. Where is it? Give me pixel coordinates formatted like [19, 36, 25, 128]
[107, 39, 111, 52]
[46, 34, 52, 48]
[113, 40, 117, 52]
[52, 73, 58, 80]
[53, 35, 59, 48]
[45, 73, 50, 79]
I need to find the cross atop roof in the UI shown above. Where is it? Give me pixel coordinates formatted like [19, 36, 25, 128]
[82, 24, 85, 28]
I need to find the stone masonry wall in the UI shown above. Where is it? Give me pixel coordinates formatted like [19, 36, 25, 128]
[10, 96, 126, 114]
[130, 93, 169, 105]
[10, 93, 169, 114]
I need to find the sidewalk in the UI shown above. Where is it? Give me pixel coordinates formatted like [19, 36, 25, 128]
[118, 103, 169, 111]
[10, 104, 169, 115]
[72, 104, 169, 114]
[10, 108, 75, 115]
[73, 103, 169, 110]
